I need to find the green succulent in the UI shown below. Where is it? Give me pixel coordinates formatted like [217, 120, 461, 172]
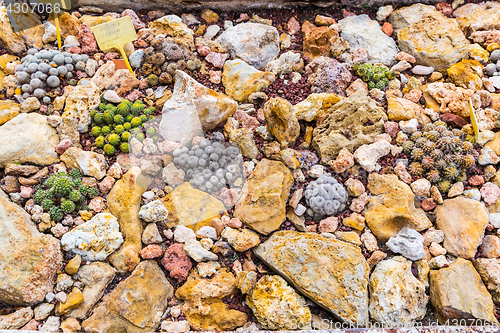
[146, 127, 155, 136]
[103, 111, 114, 125]
[108, 134, 121, 147]
[49, 206, 63, 222]
[53, 177, 74, 197]
[114, 125, 125, 134]
[95, 136, 106, 148]
[41, 199, 54, 212]
[131, 117, 142, 128]
[87, 187, 99, 198]
[69, 168, 82, 179]
[101, 126, 111, 135]
[114, 114, 125, 125]
[61, 200, 76, 213]
[69, 189, 83, 203]
[104, 143, 115, 155]
[139, 114, 148, 123]
[120, 142, 130, 153]
[93, 113, 104, 125]
[99, 103, 107, 112]
[136, 133, 145, 142]
[121, 132, 131, 142]
[117, 102, 130, 117]
[78, 185, 89, 196]
[91, 126, 102, 137]
[123, 122, 131, 130]
[131, 102, 145, 116]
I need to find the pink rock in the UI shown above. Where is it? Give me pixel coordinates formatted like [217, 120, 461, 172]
[191, 136, 204, 146]
[227, 217, 242, 228]
[20, 186, 34, 199]
[481, 182, 500, 206]
[395, 51, 416, 64]
[140, 244, 164, 259]
[256, 108, 265, 122]
[78, 23, 98, 53]
[435, 2, 452, 16]
[158, 140, 183, 153]
[384, 121, 399, 138]
[125, 89, 144, 101]
[288, 17, 300, 35]
[40, 105, 48, 113]
[161, 243, 192, 282]
[469, 175, 485, 187]
[306, 56, 352, 96]
[233, 110, 260, 130]
[209, 70, 222, 84]
[205, 52, 228, 68]
[98, 176, 115, 195]
[196, 43, 211, 56]
[421, 198, 436, 211]
[104, 52, 119, 61]
[134, 39, 149, 48]
[218, 187, 240, 208]
[394, 161, 412, 184]
[482, 235, 500, 258]
[487, 30, 500, 45]
[350, 192, 369, 213]
[352, 48, 368, 64]
[122, 9, 146, 30]
[328, 148, 354, 174]
[21, 319, 40, 331]
[346, 78, 368, 97]
[318, 216, 338, 233]
[68, 46, 82, 54]
[88, 197, 104, 212]
[404, 89, 422, 104]
[55, 138, 72, 155]
[381, 22, 393, 36]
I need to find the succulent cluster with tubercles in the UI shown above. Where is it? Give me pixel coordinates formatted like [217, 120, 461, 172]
[352, 63, 396, 90]
[90, 98, 157, 155]
[33, 169, 99, 222]
[399, 120, 477, 194]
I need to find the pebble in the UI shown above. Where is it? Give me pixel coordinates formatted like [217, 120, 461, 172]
[464, 188, 482, 201]
[174, 225, 196, 243]
[386, 227, 426, 261]
[412, 65, 434, 76]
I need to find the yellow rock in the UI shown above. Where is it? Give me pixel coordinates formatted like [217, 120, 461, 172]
[82, 260, 173, 332]
[254, 231, 369, 325]
[0, 7, 44, 54]
[149, 15, 194, 49]
[430, 258, 498, 325]
[271, 148, 301, 169]
[487, 43, 500, 52]
[387, 97, 425, 123]
[79, 210, 92, 221]
[236, 271, 257, 294]
[176, 269, 247, 331]
[65, 254, 81, 275]
[0, 54, 18, 72]
[334, 231, 361, 246]
[222, 59, 275, 102]
[49, 12, 81, 39]
[469, 43, 489, 62]
[421, 85, 441, 112]
[485, 132, 500, 156]
[342, 214, 365, 231]
[235, 159, 293, 235]
[247, 275, 311, 330]
[161, 182, 226, 232]
[293, 93, 343, 122]
[264, 97, 300, 148]
[55, 288, 84, 316]
[0, 100, 20, 126]
[79, 15, 114, 28]
[365, 173, 432, 242]
[201, 9, 219, 24]
[107, 167, 151, 274]
[447, 59, 483, 91]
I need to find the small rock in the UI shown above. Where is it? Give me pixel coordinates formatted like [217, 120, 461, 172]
[386, 227, 426, 261]
[482, 235, 500, 258]
[411, 179, 431, 197]
[183, 239, 218, 262]
[139, 199, 168, 222]
[412, 65, 434, 76]
[481, 182, 500, 206]
[448, 182, 464, 198]
[142, 223, 163, 244]
[353, 140, 391, 172]
[196, 226, 218, 240]
[161, 243, 192, 282]
[174, 225, 196, 243]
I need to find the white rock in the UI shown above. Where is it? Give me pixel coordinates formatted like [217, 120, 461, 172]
[55, 291, 67, 303]
[197, 261, 221, 277]
[478, 130, 495, 145]
[63, 35, 80, 49]
[103, 90, 122, 104]
[42, 21, 57, 43]
[428, 255, 448, 269]
[60, 213, 124, 261]
[294, 203, 306, 216]
[129, 50, 145, 68]
[399, 118, 419, 133]
[479, 147, 500, 165]
[390, 60, 412, 73]
[142, 223, 163, 244]
[174, 225, 196, 243]
[353, 139, 391, 172]
[39, 316, 60, 332]
[60, 147, 107, 180]
[410, 179, 431, 197]
[464, 188, 482, 201]
[386, 227, 425, 261]
[339, 14, 398, 66]
[412, 65, 434, 76]
[376, 5, 394, 21]
[196, 226, 218, 240]
[34, 303, 55, 321]
[489, 76, 500, 89]
[489, 213, 500, 228]
[183, 239, 218, 262]
[139, 199, 168, 222]
[161, 320, 191, 333]
[162, 163, 185, 186]
[216, 22, 280, 69]
[204, 25, 221, 40]
[265, 51, 303, 76]
[45, 292, 56, 303]
[307, 165, 325, 178]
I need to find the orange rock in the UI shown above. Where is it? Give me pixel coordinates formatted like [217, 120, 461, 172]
[382, 22, 393, 36]
[301, 20, 336, 61]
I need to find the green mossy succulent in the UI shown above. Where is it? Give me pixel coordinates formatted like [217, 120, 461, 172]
[352, 63, 395, 90]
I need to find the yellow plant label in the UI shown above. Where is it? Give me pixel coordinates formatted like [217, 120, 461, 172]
[469, 97, 479, 139]
[91, 16, 138, 52]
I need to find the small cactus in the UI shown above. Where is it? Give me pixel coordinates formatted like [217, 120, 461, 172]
[61, 200, 75, 213]
[104, 143, 115, 155]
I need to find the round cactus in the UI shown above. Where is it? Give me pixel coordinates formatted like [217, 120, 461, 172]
[53, 177, 74, 197]
[131, 102, 145, 116]
[103, 111, 114, 125]
[69, 189, 83, 203]
[116, 102, 130, 117]
[121, 132, 131, 142]
[91, 126, 101, 137]
[95, 136, 105, 148]
[114, 114, 125, 125]
[94, 113, 105, 126]
[108, 134, 121, 147]
[41, 199, 54, 212]
[78, 185, 89, 196]
[120, 142, 130, 153]
[131, 117, 142, 128]
[101, 126, 111, 135]
[99, 103, 107, 112]
[114, 125, 125, 134]
[139, 114, 148, 123]
[136, 133, 145, 142]
[49, 206, 63, 222]
[87, 187, 99, 198]
[69, 168, 82, 179]
[105, 103, 116, 111]
[33, 189, 49, 204]
[146, 127, 155, 136]
[61, 200, 76, 213]
[44, 174, 58, 188]
[104, 143, 115, 155]
[123, 122, 132, 130]
[125, 115, 134, 122]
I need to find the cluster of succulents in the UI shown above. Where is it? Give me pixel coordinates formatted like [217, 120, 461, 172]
[15, 48, 91, 102]
[33, 169, 99, 222]
[351, 63, 396, 90]
[141, 37, 202, 86]
[172, 136, 245, 194]
[90, 99, 157, 155]
[484, 50, 500, 77]
[399, 120, 477, 193]
[304, 174, 348, 218]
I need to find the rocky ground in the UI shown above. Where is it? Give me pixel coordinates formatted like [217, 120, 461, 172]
[3, 0, 500, 332]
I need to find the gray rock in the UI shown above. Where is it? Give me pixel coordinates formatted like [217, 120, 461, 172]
[184, 239, 218, 262]
[386, 227, 425, 261]
[216, 22, 279, 70]
[339, 14, 398, 66]
[129, 50, 145, 68]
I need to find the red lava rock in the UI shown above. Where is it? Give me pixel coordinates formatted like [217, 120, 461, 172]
[435, 2, 453, 16]
[342, 9, 356, 17]
[384, 121, 399, 138]
[134, 39, 149, 48]
[140, 244, 164, 259]
[56, 138, 73, 155]
[381, 22, 393, 36]
[122, 9, 146, 30]
[469, 175, 485, 187]
[104, 52, 120, 61]
[421, 198, 436, 211]
[205, 52, 228, 68]
[440, 113, 468, 128]
[78, 23, 98, 53]
[68, 46, 81, 54]
[161, 243, 192, 282]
